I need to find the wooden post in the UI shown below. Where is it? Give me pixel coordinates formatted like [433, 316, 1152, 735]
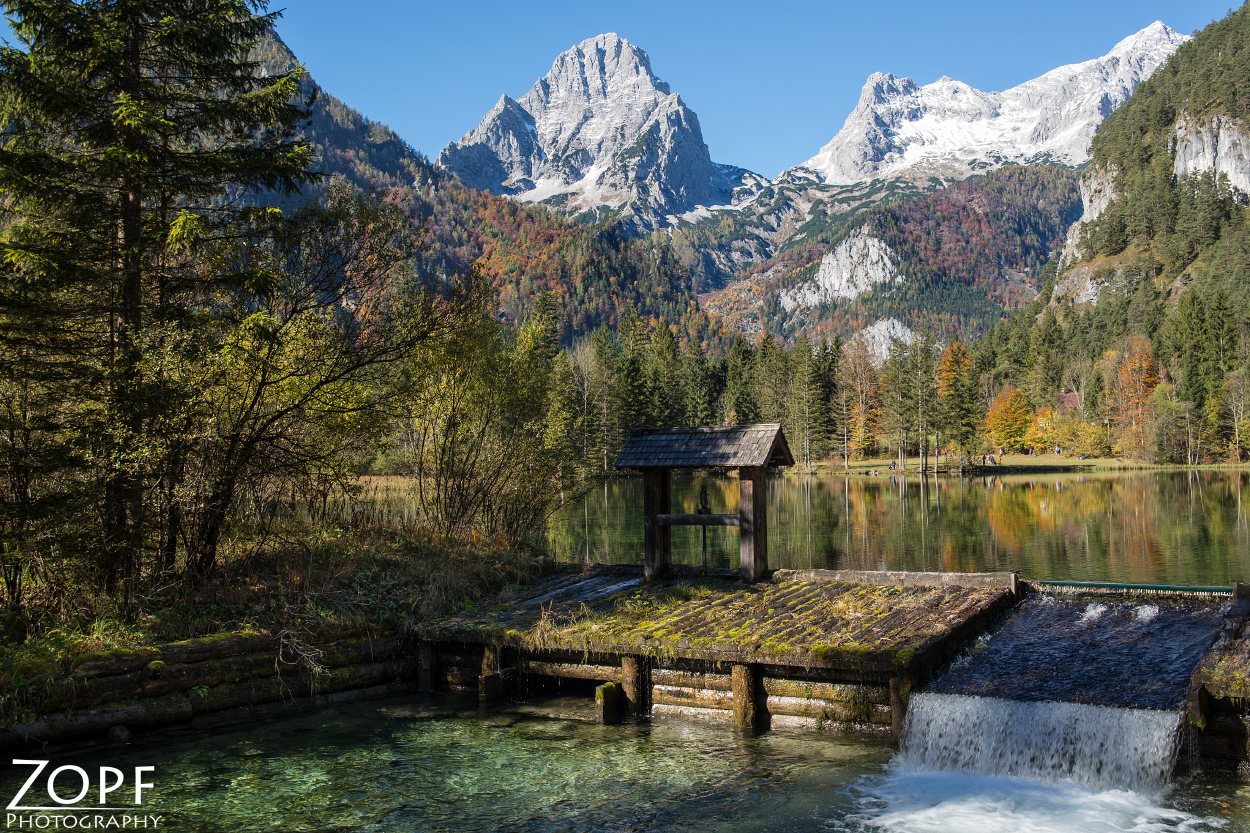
[417, 642, 436, 692]
[731, 663, 759, 730]
[596, 682, 623, 724]
[643, 468, 671, 579]
[479, 645, 506, 704]
[738, 466, 768, 583]
[621, 655, 649, 715]
[889, 674, 908, 739]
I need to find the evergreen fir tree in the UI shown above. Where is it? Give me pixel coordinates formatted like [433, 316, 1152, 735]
[0, 0, 314, 590]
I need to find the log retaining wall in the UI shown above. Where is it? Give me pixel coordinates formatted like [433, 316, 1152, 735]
[1, 629, 414, 750]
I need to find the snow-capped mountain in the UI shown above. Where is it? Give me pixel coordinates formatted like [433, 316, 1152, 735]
[796, 22, 1188, 185]
[438, 33, 758, 232]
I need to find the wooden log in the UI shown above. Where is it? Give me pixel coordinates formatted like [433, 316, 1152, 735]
[44, 652, 277, 711]
[621, 656, 649, 715]
[596, 682, 623, 724]
[738, 467, 767, 583]
[317, 636, 404, 668]
[651, 669, 732, 691]
[643, 468, 672, 579]
[773, 569, 1017, 592]
[517, 660, 620, 681]
[732, 663, 759, 729]
[655, 513, 740, 527]
[652, 704, 734, 723]
[70, 632, 278, 679]
[652, 685, 734, 711]
[760, 678, 890, 706]
[763, 695, 892, 725]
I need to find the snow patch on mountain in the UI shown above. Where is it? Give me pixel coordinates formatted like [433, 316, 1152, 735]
[797, 22, 1187, 185]
[779, 229, 900, 311]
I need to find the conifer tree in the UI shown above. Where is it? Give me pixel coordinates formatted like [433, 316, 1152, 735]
[0, 0, 314, 591]
[880, 339, 913, 470]
[1176, 291, 1209, 408]
[937, 340, 979, 459]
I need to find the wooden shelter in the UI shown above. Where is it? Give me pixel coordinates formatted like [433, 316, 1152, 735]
[615, 424, 795, 583]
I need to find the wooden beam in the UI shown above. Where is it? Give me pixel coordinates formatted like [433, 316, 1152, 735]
[596, 682, 623, 724]
[643, 468, 671, 579]
[738, 466, 768, 583]
[656, 513, 740, 527]
[731, 663, 759, 729]
[621, 655, 649, 715]
[517, 659, 620, 681]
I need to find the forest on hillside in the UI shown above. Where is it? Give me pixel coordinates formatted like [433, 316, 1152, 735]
[704, 165, 1082, 342]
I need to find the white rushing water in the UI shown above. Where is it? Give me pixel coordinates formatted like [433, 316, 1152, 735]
[900, 693, 1184, 793]
[845, 769, 1215, 833]
[838, 692, 1217, 832]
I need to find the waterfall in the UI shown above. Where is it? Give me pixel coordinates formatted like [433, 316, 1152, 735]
[892, 595, 1226, 795]
[901, 692, 1183, 792]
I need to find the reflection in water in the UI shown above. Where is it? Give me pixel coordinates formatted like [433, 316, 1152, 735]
[547, 471, 1250, 585]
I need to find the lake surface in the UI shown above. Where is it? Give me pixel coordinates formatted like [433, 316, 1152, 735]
[3, 690, 1245, 832]
[548, 470, 1250, 586]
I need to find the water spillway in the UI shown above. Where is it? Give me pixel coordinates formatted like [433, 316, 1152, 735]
[902, 694, 1184, 791]
[901, 593, 1227, 792]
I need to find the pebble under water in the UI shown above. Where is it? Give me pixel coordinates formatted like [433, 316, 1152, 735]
[3, 690, 1248, 833]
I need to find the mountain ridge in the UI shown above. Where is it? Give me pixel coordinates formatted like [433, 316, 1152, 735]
[795, 22, 1188, 185]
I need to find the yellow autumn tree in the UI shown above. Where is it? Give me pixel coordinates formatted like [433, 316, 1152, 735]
[984, 386, 1033, 452]
[1024, 406, 1057, 453]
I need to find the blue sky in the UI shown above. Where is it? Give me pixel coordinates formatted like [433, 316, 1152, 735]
[274, 2, 1230, 178]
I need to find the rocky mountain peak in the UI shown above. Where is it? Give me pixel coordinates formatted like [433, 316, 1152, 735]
[437, 33, 750, 231]
[534, 33, 670, 104]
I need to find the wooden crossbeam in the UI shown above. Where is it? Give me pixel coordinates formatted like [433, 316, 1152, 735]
[655, 513, 740, 527]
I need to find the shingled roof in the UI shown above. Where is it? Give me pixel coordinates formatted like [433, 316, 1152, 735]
[615, 424, 795, 469]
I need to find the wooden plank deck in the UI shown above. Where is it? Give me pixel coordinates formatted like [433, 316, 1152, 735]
[419, 566, 1014, 678]
[415, 566, 1018, 736]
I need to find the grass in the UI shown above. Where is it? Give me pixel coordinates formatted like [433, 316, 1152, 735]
[0, 525, 548, 717]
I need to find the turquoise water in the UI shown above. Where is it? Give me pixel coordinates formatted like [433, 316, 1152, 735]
[548, 471, 1250, 586]
[3, 691, 1247, 832]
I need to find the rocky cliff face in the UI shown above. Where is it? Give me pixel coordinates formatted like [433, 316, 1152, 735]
[1053, 113, 1250, 305]
[438, 33, 752, 232]
[779, 229, 899, 310]
[1056, 165, 1117, 272]
[795, 22, 1187, 185]
[1173, 114, 1250, 198]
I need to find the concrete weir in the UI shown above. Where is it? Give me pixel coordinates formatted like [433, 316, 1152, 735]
[414, 566, 1019, 735]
